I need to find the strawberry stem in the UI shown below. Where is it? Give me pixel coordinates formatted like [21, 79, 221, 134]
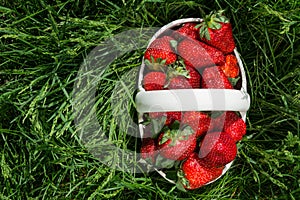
[197, 10, 230, 40]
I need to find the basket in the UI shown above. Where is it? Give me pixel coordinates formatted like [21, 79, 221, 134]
[135, 18, 250, 185]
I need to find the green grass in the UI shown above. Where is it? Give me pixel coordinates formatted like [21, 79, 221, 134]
[1, 0, 300, 199]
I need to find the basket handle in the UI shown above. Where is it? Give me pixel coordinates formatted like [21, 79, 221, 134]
[135, 89, 250, 113]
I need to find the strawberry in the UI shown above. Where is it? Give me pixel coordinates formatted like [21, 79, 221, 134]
[199, 132, 237, 167]
[197, 10, 235, 54]
[168, 70, 201, 89]
[143, 71, 166, 91]
[149, 111, 182, 127]
[158, 126, 196, 161]
[182, 111, 211, 137]
[177, 38, 225, 69]
[211, 111, 246, 142]
[220, 54, 239, 78]
[168, 76, 192, 89]
[172, 22, 200, 41]
[144, 36, 177, 67]
[166, 59, 201, 89]
[140, 125, 158, 164]
[201, 66, 233, 89]
[141, 137, 157, 164]
[184, 22, 201, 32]
[177, 153, 224, 190]
[186, 65, 201, 88]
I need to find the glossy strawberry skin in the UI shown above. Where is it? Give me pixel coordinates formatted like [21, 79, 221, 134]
[140, 137, 157, 164]
[182, 111, 211, 137]
[200, 22, 235, 54]
[201, 66, 233, 89]
[158, 132, 197, 161]
[211, 111, 246, 142]
[143, 72, 166, 91]
[199, 132, 237, 167]
[186, 65, 201, 88]
[220, 54, 239, 78]
[167, 65, 201, 89]
[168, 76, 192, 89]
[172, 23, 200, 41]
[177, 39, 225, 69]
[178, 153, 224, 189]
[144, 36, 177, 65]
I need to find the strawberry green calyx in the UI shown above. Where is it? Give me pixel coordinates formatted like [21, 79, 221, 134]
[159, 130, 172, 145]
[178, 125, 194, 141]
[144, 55, 167, 71]
[176, 169, 188, 192]
[228, 76, 240, 87]
[159, 125, 194, 147]
[164, 59, 191, 88]
[169, 59, 190, 78]
[208, 10, 230, 24]
[196, 10, 230, 40]
[158, 126, 196, 160]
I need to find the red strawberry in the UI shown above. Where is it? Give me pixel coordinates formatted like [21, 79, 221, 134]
[211, 111, 246, 142]
[186, 65, 201, 88]
[172, 22, 200, 40]
[149, 111, 182, 126]
[184, 22, 201, 31]
[197, 10, 235, 54]
[182, 111, 211, 137]
[168, 76, 192, 89]
[141, 137, 157, 164]
[220, 54, 239, 78]
[143, 72, 166, 91]
[199, 132, 237, 167]
[158, 127, 196, 161]
[177, 153, 224, 190]
[201, 66, 233, 89]
[168, 71, 201, 89]
[144, 36, 177, 66]
[166, 59, 201, 89]
[140, 125, 158, 164]
[177, 38, 225, 69]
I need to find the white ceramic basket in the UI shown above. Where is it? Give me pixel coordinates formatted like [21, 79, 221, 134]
[135, 18, 250, 185]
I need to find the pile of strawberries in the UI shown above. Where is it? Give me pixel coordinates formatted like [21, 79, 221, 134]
[140, 11, 247, 190]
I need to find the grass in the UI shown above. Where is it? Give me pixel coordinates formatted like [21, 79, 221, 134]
[0, 0, 299, 199]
